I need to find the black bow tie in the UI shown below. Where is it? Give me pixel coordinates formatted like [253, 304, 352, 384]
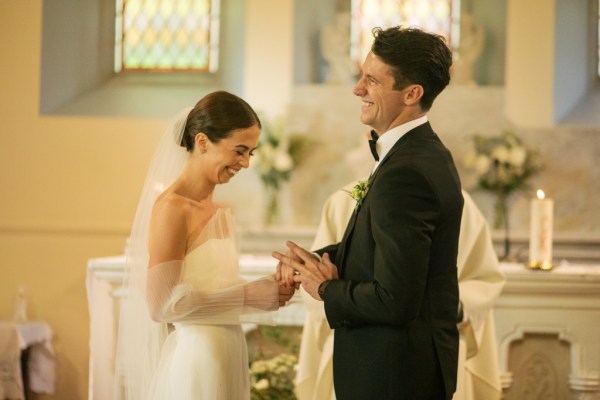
[368, 130, 379, 161]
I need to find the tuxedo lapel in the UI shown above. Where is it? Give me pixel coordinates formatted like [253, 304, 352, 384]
[335, 123, 434, 277]
[335, 211, 358, 277]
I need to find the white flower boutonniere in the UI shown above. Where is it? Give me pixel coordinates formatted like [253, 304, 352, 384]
[346, 179, 371, 211]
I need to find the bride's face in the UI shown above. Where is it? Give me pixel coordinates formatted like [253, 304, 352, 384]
[204, 124, 261, 184]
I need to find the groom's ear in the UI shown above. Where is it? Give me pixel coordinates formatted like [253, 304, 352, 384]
[403, 84, 424, 106]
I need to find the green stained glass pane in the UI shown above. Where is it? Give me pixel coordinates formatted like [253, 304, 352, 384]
[351, 0, 459, 66]
[118, 0, 219, 72]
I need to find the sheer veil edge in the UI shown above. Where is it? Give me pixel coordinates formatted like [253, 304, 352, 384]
[113, 108, 191, 400]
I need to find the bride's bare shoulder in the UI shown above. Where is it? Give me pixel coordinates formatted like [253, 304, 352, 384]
[152, 191, 194, 220]
[153, 191, 215, 221]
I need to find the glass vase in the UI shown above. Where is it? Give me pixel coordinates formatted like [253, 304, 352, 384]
[264, 184, 279, 226]
[494, 193, 511, 260]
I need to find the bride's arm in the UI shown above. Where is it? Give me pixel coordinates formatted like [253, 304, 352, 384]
[146, 260, 280, 323]
[145, 197, 283, 323]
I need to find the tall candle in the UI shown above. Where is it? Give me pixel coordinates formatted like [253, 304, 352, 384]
[528, 189, 554, 269]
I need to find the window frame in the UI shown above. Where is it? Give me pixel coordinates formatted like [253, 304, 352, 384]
[115, 0, 221, 74]
[39, 0, 245, 117]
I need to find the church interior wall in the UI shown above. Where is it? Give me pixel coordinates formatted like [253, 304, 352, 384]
[0, 1, 599, 398]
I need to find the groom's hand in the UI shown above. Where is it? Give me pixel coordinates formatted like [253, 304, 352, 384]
[272, 241, 338, 301]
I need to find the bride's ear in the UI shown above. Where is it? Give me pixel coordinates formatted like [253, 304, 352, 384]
[194, 132, 209, 153]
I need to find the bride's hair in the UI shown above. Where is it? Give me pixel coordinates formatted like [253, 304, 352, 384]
[180, 90, 262, 151]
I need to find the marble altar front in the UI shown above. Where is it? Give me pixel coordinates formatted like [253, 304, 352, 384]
[86, 244, 600, 400]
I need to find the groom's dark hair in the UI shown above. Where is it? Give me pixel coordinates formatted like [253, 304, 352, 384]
[371, 26, 453, 111]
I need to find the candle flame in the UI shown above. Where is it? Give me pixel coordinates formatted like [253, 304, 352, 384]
[536, 189, 545, 200]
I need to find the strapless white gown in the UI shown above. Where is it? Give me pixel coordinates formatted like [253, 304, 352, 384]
[149, 209, 250, 400]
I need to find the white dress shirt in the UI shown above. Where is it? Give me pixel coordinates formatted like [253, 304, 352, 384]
[372, 115, 429, 173]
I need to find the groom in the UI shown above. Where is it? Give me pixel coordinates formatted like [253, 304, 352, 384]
[274, 26, 463, 400]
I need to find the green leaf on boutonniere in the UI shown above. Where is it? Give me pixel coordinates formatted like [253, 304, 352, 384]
[345, 179, 371, 211]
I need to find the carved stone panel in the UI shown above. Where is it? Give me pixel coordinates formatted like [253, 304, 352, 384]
[504, 333, 571, 399]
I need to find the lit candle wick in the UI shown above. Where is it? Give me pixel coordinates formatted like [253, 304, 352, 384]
[537, 189, 545, 200]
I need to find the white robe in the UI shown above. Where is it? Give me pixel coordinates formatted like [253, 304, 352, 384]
[295, 184, 506, 400]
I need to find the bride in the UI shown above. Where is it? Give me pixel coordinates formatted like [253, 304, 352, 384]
[115, 91, 296, 400]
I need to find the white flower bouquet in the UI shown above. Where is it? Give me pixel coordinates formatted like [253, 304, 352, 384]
[464, 130, 543, 258]
[254, 116, 312, 224]
[464, 129, 543, 259]
[464, 130, 542, 196]
[250, 353, 298, 400]
[254, 118, 295, 191]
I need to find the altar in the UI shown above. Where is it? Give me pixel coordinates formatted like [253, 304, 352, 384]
[493, 262, 600, 399]
[86, 239, 600, 400]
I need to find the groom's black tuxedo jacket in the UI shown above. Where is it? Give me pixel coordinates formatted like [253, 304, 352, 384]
[317, 122, 463, 400]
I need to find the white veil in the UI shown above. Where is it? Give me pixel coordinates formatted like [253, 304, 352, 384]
[113, 102, 282, 399]
[113, 108, 192, 400]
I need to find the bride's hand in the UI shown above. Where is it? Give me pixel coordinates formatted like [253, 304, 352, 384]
[275, 249, 301, 289]
[278, 284, 295, 307]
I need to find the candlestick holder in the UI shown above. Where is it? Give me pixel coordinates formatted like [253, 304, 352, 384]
[526, 260, 553, 271]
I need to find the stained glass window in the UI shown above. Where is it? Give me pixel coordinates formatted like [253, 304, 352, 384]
[115, 0, 220, 73]
[351, 0, 460, 66]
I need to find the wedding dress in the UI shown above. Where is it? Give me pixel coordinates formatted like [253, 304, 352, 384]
[147, 207, 257, 399]
[114, 107, 278, 400]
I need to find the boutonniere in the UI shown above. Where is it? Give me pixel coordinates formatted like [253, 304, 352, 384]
[346, 179, 371, 211]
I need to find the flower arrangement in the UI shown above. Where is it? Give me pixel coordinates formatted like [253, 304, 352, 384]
[464, 130, 542, 199]
[254, 115, 312, 225]
[346, 179, 371, 211]
[248, 326, 301, 400]
[249, 353, 298, 400]
[464, 130, 543, 258]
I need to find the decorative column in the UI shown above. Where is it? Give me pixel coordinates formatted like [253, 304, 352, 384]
[505, 0, 589, 127]
[243, 0, 294, 119]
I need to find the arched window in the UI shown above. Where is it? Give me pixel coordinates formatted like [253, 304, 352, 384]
[351, 0, 461, 66]
[115, 0, 220, 73]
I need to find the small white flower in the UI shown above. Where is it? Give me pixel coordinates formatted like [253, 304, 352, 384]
[250, 361, 267, 374]
[507, 146, 526, 167]
[274, 365, 288, 374]
[254, 378, 270, 390]
[474, 155, 492, 175]
[274, 151, 293, 171]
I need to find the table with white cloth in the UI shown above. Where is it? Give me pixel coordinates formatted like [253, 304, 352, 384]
[0, 321, 55, 400]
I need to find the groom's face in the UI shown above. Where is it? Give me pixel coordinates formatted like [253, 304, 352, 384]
[352, 52, 406, 134]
